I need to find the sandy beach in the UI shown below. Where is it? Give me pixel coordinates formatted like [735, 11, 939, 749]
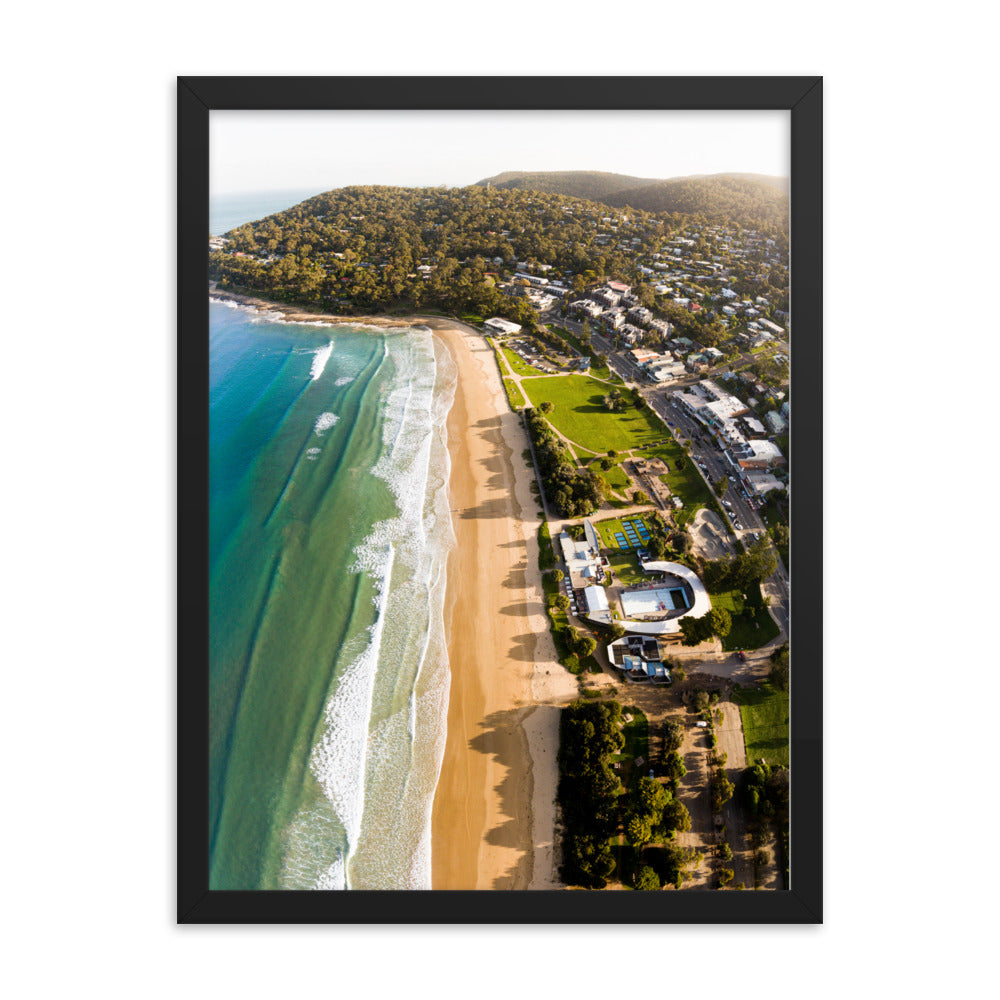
[424, 319, 576, 891]
[208, 289, 577, 889]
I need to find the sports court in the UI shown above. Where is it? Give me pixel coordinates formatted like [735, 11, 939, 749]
[613, 517, 652, 550]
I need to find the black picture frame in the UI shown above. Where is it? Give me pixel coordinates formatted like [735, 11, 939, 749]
[179, 76, 822, 924]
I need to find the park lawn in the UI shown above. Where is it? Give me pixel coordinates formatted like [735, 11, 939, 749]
[709, 587, 780, 650]
[725, 607, 780, 650]
[589, 460, 630, 491]
[620, 707, 649, 763]
[502, 377, 525, 410]
[732, 682, 789, 767]
[608, 550, 646, 588]
[521, 374, 665, 453]
[501, 346, 541, 378]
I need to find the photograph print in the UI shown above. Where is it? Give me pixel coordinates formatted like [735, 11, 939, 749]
[183, 79, 821, 920]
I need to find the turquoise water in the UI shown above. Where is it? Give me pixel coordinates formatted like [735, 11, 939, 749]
[208, 294, 456, 890]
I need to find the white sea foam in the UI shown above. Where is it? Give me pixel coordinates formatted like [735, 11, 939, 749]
[303, 327, 458, 890]
[313, 412, 339, 436]
[211, 296, 244, 311]
[334, 375, 354, 386]
[308, 546, 395, 889]
[305, 447, 321, 461]
[310, 340, 335, 381]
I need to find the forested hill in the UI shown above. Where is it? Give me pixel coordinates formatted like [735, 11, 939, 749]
[477, 170, 663, 204]
[209, 183, 788, 325]
[476, 171, 788, 227]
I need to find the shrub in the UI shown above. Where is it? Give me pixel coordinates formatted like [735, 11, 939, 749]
[710, 768, 735, 812]
[625, 814, 653, 847]
[664, 750, 686, 780]
[633, 865, 661, 891]
[662, 718, 684, 753]
[718, 868, 734, 886]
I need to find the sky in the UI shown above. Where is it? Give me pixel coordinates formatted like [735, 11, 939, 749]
[210, 110, 789, 196]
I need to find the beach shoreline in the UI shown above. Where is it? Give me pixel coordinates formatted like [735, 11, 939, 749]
[426, 319, 576, 890]
[208, 286, 577, 889]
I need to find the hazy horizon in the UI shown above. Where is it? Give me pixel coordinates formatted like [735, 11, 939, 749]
[211, 110, 789, 197]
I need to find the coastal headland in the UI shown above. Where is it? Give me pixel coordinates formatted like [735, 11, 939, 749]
[209, 288, 576, 890]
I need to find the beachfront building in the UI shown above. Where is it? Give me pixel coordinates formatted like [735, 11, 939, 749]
[611, 559, 712, 637]
[484, 317, 522, 336]
[578, 516, 712, 636]
[558, 523, 612, 621]
[606, 635, 671, 683]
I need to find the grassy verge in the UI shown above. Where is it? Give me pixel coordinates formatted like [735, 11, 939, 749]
[501, 345, 542, 378]
[732, 682, 789, 767]
[538, 521, 555, 570]
[502, 377, 525, 409]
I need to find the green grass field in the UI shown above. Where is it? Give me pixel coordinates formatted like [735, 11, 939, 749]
[589, 461, 630, 492]
[725, 607, 780, 650]
[520, 375, 665, 452]
[502, 377, 525, 409]
[708, 588, 780, 650]
[732, 682, 789, 767]
[608, 551, 646, 587]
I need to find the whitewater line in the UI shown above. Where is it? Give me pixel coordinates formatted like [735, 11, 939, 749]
[310, 340, 335, 381]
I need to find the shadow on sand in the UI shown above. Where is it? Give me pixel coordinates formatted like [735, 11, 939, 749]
[468, 706, 536, 890]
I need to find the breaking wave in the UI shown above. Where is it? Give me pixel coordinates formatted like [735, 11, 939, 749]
[313, 412, 339, 435]
[300, 328, 457, 889]
[310, 340, 335, 381]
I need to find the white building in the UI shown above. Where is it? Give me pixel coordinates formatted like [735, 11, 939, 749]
[484, 317, 522, 336]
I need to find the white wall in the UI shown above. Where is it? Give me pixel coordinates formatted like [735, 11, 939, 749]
[2, 1, 994, 997]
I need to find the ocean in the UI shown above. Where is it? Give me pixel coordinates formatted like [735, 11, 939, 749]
[208, 191, 456, 889]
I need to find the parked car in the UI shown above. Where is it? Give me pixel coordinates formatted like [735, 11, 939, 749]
[695, 721, 709, 728]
